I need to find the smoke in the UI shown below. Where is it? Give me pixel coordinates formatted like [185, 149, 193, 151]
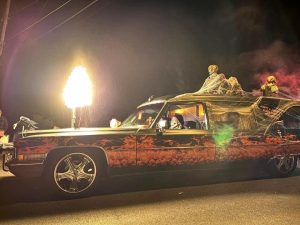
[238, 40, 300, 98]
[239, 41, 300, 72]
[253, 70, 300, 98]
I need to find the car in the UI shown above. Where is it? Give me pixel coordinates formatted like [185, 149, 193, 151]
[1, 93, 300, 197]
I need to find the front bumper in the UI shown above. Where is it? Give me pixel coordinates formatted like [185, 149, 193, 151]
[6, 161, 44, 177]
[1, 143, 16, 171]
[1, 143, 44, 177]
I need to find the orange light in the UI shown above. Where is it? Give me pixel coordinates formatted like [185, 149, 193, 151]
[174, 109, 184, 114]
[17, 154, 24, 161]
[199, 105, 205, 116]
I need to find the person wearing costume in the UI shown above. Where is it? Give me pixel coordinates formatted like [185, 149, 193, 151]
[261, 75, 279, 96]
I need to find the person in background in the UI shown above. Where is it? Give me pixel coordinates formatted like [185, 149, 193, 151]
[0, 109, 8, 137]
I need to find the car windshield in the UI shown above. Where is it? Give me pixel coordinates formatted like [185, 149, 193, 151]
[121, 103, 164, 128]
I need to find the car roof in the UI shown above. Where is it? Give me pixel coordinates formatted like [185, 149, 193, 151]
[138, 93, 298, 108]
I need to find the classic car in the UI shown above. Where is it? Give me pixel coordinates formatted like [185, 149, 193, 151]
[1, 93, 300, 197]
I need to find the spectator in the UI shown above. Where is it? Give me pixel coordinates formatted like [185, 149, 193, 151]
[0, 109, 8, 136]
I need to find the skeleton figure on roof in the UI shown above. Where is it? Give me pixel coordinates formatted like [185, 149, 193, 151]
[226, 76, 245, 95]
[195, 65, 229, 95]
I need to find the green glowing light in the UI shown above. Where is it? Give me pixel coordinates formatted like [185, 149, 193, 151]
[213, 124, 234, 149]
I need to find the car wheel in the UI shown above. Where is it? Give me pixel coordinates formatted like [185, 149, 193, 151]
[266, 155, 298, 177]
[44, 151, 102, 198]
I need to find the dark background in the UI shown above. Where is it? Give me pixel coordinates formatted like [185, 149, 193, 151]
[0, 0, 299, 129]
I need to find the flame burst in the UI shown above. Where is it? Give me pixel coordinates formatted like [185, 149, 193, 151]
[63, 66, 93, 109]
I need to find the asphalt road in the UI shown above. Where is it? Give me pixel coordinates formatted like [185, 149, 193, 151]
[0, 157, 299, 225]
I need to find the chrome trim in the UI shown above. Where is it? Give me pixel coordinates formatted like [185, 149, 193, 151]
[137, 146, 206, 150]
[138, 100, 167, 108]
[8, 162, 44, 167]
[54, 152, 97, 194]
[270, 154, 299, 160]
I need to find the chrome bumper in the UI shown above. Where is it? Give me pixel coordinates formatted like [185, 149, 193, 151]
[1, 143, 44, 177]
[1, 143, 16, 171]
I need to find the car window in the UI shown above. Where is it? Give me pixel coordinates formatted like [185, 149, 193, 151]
[213, 112, 241, 130]
[281, 106, 300, 129]
[161, 103, 208, 130]
[121, 103, 164, 128]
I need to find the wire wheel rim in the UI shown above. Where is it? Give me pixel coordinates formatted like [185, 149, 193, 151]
[54, 153, 97, 194]
[274, 155, 295, 173]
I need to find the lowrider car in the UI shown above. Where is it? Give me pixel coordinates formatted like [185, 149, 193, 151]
[1, 93, 300, 197]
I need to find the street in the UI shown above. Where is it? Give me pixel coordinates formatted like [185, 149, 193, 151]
[0, 158, 299, 225]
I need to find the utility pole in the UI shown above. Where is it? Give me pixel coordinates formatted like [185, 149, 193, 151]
[0, 0, 11, 57]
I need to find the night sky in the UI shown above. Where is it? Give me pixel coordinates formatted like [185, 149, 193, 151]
[0, 0, 299, 129]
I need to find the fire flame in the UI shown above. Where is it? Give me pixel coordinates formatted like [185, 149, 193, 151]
[63, 66, 93, 109]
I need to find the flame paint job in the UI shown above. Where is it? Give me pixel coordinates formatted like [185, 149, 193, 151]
[218, 134, 300, 161]
[136, 134, 215, 166]
[14, 131, 300, 169]
[11, 95, 300, 172]
[15, 134, 137, 167]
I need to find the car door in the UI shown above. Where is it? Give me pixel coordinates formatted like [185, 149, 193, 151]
[136, 102, 216, 171]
